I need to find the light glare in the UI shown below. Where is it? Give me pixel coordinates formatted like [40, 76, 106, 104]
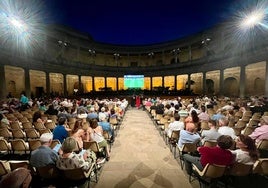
[241, 10, 265, 28]
[10, 18, 23, 28]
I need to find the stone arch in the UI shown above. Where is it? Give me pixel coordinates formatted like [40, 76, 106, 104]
[254, 77, 264, 95]
[205, 79, 214, 95]
[156, 59, 163, 65]
[223, 77, 238, 97]
[74, 81, 84, 94]
[170, 58, 176, 64]
[7, 80, 16, 96]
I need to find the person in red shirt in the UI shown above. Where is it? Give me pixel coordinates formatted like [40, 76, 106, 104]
[183, 135, 234, 175]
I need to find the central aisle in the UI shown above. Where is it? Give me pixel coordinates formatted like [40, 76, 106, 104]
[94, 108, 192, 188]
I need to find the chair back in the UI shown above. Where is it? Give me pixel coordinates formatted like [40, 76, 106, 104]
[11, 129, 26, 139]
[10, 121, 21, 129]
[257, 139, 268, 150]
[203, 140, 217, 147]
[109, 116, 118, 125]
[0, 139, 11, 153]
[0, 160, 11, 177]
[36, 165, 60, 179]
[103, 131, 111, 140]
[253, 159, 268, 175]
[34, 122, 46, 130]
[50, 139, 61, 149]
[83, 141, 101, 153]
[22, 122, 33, 129]
[25, 128, 40, 139]
[169, 130, 180, 146]
[0, 128, 12, 140]
[10, 139, 29, 153]
[203, 164, 226, 178]
[182, 142, 197, 153]
[38, 128, 52, 135]
[228, 162, 253, 176]
[200, 121, 209, 130]
[243, 126, 255, 136]
[9, 160, 29, 171]
[45, 121, 56, 130]
[235, 120, 247, 129]
[62, 167, 89, 180]
[28, 139, 42, 151]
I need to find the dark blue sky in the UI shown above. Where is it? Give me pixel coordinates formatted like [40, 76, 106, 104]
[44, 0, 242, 45]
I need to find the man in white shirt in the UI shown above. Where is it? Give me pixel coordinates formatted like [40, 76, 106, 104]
[218, 117, 236, 139]
[165, 113, 184, 137]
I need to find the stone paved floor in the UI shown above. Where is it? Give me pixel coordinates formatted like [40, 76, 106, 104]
[93, 108, 195, 188]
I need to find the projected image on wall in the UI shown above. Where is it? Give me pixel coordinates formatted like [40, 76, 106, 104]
[124, 75, 144, 89]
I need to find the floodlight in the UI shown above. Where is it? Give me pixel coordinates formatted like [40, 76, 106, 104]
[241, 10, 265, 28]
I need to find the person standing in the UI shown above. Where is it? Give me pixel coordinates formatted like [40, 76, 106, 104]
[136, 95, 141, 109]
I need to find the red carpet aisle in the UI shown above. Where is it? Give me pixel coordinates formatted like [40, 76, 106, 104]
[93, 108, 193, 188]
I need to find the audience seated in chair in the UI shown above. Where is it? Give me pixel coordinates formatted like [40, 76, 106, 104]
[218, 117, 237, 139]
[230, 134, 259, 165]
[183, 135, 234, 176]
[56, 137, 96, 171]
[70, 119, 86, 150]
[52, 117, 69, 143]
[98, 113, 115, 142]
[30, 133, 59, 168]
[87, 119, 110, 161]
[0, 167, 32, 188]
[177, 122, 200, 148]
[249, 116, 268, 145]
[165, 113, 184, 138]
[201, 119, 221, 145]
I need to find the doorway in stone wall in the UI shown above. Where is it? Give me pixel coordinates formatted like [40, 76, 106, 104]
[7, 80, 16, 97]
[223, 77, 238, 97]
[206, 79, 214, 95]
[35, 87, 44, 98]
[254, 77, 264, 95]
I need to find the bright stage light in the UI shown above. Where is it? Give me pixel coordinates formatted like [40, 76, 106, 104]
[0, 0, 46, 54]
[240, 10, 265, 28]
[10, 18, 25, 30]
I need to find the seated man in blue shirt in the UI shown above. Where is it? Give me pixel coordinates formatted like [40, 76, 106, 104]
[53, 117, 69, 143]
[178, 122, 201, 148]
[30, 133, 59, 168]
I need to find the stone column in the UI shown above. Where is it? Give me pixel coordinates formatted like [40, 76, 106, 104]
[188, 45, 192, 61]
[0, 65, 7, 99]
[104, 77, 107, 89]
[78, 75, 82, 94]
[92, 76, 95, 92]
[203, 72, 206, 95]
[24, 68, 31, 98]
[219, 69, 224, 96]
[265, 61, 268, 97]
[187, 74, 191, 90]
[46, 72, 50, 96]
[174, 75, 177, 91]
[63, 74, 67, 97]
[116, 77, 119, 91]
[239, 65, 246, 99]
[150, 77, 152, 91]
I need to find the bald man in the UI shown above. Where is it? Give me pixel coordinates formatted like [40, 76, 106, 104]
[177, 122, 200, 148]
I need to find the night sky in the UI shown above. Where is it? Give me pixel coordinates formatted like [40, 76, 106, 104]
[44, 0, 246, 45]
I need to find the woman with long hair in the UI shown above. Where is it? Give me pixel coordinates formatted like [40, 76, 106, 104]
[87, 119, 110, 161]
[70, 119, 86, 150]
[231, 134, 259, 164]
[185, 110, 200, 132]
